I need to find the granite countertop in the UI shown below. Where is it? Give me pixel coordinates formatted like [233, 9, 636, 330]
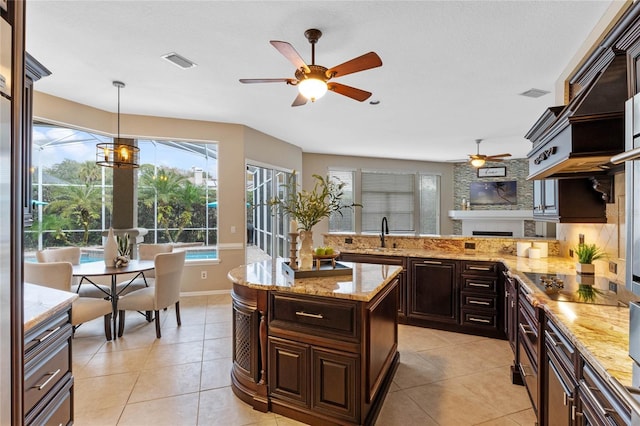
[24, 283, 77, 332]
[338, 247, 636, 392]
[228, 258, 402, 302]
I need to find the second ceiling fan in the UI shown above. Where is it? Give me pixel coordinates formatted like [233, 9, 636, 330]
[239, 28, 382, 107]
[469, 139, 512, 167]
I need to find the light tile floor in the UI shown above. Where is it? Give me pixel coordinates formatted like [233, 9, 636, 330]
[71, 294, 536, 425]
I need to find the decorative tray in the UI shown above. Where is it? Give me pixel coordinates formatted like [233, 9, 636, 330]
[282, 260, 352, 279]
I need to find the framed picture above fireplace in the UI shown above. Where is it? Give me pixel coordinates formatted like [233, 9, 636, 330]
[469, 181, 517, 205]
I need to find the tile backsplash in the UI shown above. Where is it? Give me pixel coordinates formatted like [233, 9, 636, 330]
[556, 172, 626, 282]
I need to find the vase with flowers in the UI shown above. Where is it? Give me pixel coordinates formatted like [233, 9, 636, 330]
[270, 172, 359, 270]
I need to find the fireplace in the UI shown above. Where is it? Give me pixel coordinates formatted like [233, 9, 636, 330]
[448, 210, 534, 238]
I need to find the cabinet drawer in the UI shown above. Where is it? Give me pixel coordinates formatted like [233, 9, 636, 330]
[461, 276, 497, 293]
[24, 332, 71, 416]
[270, 293, 358, 339]
[461, 310, 497, 328]
[24, 313, 70, 362]
[544, 318, 575, 376]
[461, 292, 496, 310]
[26, 373, 72, 426]
[461, 261, 498, 276]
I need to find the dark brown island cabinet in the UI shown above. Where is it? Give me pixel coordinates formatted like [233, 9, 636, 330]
[229, 260, 401, 426]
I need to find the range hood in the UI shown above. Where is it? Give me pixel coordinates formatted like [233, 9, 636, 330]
[526, 52, 627, 180]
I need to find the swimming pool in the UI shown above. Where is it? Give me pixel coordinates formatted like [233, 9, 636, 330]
[25, 248, 218, 263]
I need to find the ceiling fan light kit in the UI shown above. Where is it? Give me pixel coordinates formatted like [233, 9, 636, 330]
[468, 138, 511, 168]
[240, 28, 382, 106]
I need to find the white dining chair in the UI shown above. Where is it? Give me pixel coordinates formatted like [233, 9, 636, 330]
[24, 261, 114, 340]
[36, 247, 111, 298]
[117, 250, 185, 338]
[116, 243, 173, 296]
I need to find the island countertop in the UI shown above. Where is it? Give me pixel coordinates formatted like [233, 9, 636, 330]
[24, 283, 77, 332]
[227, 258, 402, 302]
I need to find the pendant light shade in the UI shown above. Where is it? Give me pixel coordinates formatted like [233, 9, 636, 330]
[96, 81, 139, 168]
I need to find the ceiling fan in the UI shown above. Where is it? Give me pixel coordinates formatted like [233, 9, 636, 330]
[239, 28, 382, 107]
[469, 139, 511, 167]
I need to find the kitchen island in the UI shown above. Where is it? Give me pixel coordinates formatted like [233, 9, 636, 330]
[228, 259, 402, 426]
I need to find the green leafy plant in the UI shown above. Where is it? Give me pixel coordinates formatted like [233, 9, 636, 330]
[574, 243, 606, 264]
[116, 233, 131, 257]
[269, 172, 360, 231]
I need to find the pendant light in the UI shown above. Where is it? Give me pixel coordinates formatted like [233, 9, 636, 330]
[96, 81, 139, 168]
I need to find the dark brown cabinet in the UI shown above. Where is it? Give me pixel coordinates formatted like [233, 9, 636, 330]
[533, 178, 606, 223]
[543, 318, 577, 426]
[517, 289, 541, 417]
[459, 261, 503, 338]
[24, 304, 74, 425]
[339, 253, 407, 321]
[575, 359, 631, 426]
[408, 258, 458, 325]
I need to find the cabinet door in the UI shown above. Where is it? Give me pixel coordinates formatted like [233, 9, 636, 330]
[268, 337, 309, 407]
[543, 179, 558, 216]
[408, 258, 458, 324]
[311, 348, 358, 422]
[506, 276, 518, 353]
[545, 353, 574, 426]
[533, 180, 544, 215]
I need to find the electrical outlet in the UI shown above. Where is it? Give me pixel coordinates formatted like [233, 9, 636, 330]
[569, 249, 574, 258]
[464, 242, 476, 250]
[609, 261, 618, 274]
[609, 281, 618, 293]
[345, 237, 353, 244]
[579, 234, 585, 245]
[201, 271, 207, 279]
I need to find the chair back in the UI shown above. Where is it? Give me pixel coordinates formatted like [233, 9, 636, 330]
[153, 251, 185, 309]
[138, 244, 173, 278]
[24, 261, 73, 292]
[36, 247, 81, 265]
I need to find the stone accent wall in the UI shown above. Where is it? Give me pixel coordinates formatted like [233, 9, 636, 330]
[452, 158, 535, 236]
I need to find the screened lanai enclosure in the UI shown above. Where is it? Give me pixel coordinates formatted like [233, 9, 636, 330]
[27, 122, 219, 260]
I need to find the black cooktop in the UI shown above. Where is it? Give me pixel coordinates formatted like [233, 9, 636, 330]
[522, 272, 627, 307]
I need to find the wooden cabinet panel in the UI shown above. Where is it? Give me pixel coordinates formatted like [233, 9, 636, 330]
[268, 337, 309, 407]
[311, 348, 358, 422]
[533, 178, 606, 223]
[408, 258, 458, 324]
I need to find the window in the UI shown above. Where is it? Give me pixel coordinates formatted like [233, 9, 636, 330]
[328, 168, 440, 235]
[27, 123, 219, 261]
[329, 170, 355, 232]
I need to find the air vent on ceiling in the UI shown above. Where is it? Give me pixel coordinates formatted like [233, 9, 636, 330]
[519, 88, 550, 98]
[161, 52, 197, 69]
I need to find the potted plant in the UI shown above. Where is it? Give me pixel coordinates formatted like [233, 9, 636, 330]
[574, 243, 606, 275]
[269, 172, 359, 270]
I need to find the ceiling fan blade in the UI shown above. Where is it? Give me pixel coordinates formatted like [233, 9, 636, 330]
[291, 93, 307, 107]
[327, 82, 372, 102]
[327, 52, 382, 78]
[485, 158, 505, 162]
[239, 78, 295, 84]
[270, 41, 310, 72]
[487, 153, 512, 159]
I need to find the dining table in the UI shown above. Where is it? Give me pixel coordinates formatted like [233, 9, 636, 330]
[71, 259, 155, 337]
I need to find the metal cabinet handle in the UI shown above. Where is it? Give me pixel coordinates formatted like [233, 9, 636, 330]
[295, 311, 323, 319]
[468, 300, 491, 306]
[519, 323, 535, 335]
[468, 282, 490, 288]
[422, 260, 442, 265]
[545, 330, 560, 347]
[468, 317, 491, 324]
[468, 266, 492, 271]
[36, 326, 61, 343]
[33, 369, 61, 390]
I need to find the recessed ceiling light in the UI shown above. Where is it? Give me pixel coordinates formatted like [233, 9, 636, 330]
[369, 100, 380, 105]
[519, 88, 549, 98]
[161, 52, 197, 69]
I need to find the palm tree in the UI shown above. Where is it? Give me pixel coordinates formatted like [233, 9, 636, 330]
[45, 183, 102, 246]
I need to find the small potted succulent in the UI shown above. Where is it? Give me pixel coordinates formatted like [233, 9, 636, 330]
[574, 243, 606, 275]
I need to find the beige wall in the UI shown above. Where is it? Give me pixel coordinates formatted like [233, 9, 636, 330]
[302, 153, 455, 247]
[33, 92, 301, 293]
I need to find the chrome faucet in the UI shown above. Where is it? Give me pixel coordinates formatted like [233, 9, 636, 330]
[380, 216, 389, 248]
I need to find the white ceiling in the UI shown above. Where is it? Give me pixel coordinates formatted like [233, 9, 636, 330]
[25, 1, 615, 163]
